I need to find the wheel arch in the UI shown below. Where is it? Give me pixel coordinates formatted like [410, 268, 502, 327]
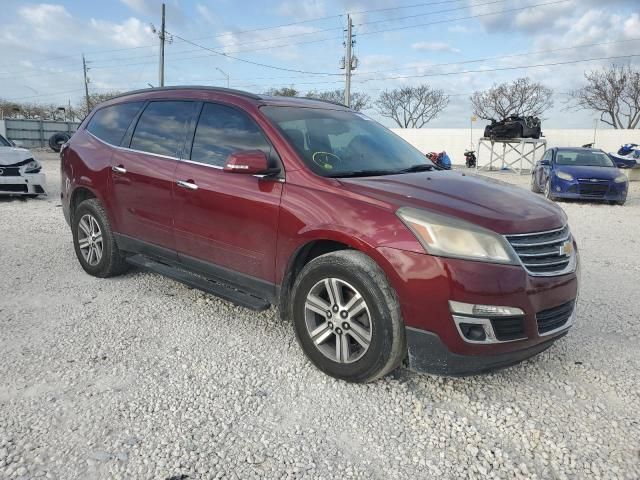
[277, 230, 395, 321]
[69, 186, 98, 224]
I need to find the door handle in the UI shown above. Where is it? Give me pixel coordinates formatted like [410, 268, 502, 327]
[176, 180, 198, 191]
[112, 165, 127, 174]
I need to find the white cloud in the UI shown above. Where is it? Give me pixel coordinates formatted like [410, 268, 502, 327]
[623, 12, 640, 38]
[89, 17, 154, 48]
[216, 25, 321, 60]
[196, 4, 216, 24]
[120, 0, 151, 14]
[411, 41, 460, 53]
[277, 0, 326, 20]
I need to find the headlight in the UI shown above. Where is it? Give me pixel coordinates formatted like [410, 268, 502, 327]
[555, 171, 574, 181]
[397, 207, 518, 264]
[24, 159, 41, 173]
[614, 174, 627, 183]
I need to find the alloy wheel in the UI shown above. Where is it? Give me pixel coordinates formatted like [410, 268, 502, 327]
[304, 278, 372, 364]
[78, 213, 103, 266]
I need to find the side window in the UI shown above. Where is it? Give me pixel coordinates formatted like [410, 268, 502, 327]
[130, 101, 197, 157]
[190, 103, 274, 167]
[86, 102, 143, 146]
[541, 150, 552, 162]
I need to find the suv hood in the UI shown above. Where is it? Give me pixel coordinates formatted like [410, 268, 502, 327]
[556, 164, 621, 180]
[339, 171, 565, 234]
[0, 147, 33, 166]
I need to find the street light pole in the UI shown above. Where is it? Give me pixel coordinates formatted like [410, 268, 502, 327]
[216, 67, 230, 88]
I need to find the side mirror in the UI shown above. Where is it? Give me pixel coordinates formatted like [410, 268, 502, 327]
[223, 150, 279, 175]
[540, 159, 550, 166]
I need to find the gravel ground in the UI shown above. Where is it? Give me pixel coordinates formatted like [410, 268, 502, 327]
[1, 152, 639, 480]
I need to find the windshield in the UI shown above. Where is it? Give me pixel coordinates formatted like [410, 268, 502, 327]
[0, 135, 11, 147]
[261, 106, 432, 177]
[555, 149, 614, 167]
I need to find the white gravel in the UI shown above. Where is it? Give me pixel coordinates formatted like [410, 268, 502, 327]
[1, 153, 639, 480]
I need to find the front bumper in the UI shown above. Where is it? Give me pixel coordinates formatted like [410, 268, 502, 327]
[0, 172, 47, 195]
[377, 246, 579, 375]
[406, 326, 566, 376]
[551, 177, 627, 201]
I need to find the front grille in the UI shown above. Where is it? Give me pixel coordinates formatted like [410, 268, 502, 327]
[0, 184, 28, 193]
[490, 316, 525, 341]
[505, 225, 574, 276]
[577, 179, 609, 197]
[0, 167, 21, 177]
[536, 300, 575, 334]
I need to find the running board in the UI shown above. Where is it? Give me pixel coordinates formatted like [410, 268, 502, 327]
[126, 254, 271, 311]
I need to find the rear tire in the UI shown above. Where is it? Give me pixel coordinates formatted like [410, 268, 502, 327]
[72, 198, 129, 278]
[290, 250, 406, 383]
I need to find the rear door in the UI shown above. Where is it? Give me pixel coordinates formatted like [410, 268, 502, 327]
[110, 100, 199, 254]
[172, 102, 283, 290]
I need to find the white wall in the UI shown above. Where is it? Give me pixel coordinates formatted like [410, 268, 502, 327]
[391, 128, 638, 166]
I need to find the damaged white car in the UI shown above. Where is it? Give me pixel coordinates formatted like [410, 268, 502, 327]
[0, 134, 46, 197]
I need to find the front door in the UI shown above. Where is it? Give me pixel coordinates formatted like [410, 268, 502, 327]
[172, 102, 283, 290]
[110, 100, 199, 253]
[536, 149, 552, 188]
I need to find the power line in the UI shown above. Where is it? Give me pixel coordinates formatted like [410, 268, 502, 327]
[0, 0, 569, 80]
[356, 53, 640, 83]
[355, 38, 640, 77]
[358, 0, 570, 37]
[166, 32, 343, 76]
[4, 50, 636, 102]
[0, 0, 505, 76]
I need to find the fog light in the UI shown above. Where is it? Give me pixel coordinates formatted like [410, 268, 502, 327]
[459, 323, 487, 342]
[449, 301, 524, 317]
[556, 186, 561, 192]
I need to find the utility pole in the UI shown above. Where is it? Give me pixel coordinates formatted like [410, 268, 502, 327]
[82, 54, 90, 113]
[343, 14, 353, 107]
[159, 3, 166, 87]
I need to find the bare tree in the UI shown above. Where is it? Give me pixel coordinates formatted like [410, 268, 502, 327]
[568, 65, 640, 129]
[375, 85, 449, 128]
[73, 91, 124, 119]
[264, 87, 299, 97]
[0, 99, 63, 120]
[471, 77, 553, 120]
[305, 89, 371, 111]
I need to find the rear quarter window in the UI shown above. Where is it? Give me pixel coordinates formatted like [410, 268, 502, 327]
[130, 101, 198, 158]
[86, 102, 144, 146]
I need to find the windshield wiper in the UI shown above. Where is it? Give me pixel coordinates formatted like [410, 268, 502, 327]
[327, 169, 398, 178]
[397, 164, 435, 173]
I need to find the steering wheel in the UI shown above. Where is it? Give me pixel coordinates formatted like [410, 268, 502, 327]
[312, 151, 342, 171]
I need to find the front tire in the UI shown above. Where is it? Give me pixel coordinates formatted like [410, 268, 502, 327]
[72, 198, 129, 277]
[290, 251, 406, 383]
[530, 174, 541, 193]
[544, 179, 555, 201]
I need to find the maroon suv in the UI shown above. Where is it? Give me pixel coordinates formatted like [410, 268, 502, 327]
[61, 87, 579, 382]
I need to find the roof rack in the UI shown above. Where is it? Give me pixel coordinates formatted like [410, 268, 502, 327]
[109, 85, 262, 101]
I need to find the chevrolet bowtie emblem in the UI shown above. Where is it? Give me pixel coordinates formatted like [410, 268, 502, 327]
[559, 241, 574, 257]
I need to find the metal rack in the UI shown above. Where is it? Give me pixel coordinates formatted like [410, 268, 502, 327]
[476, 137, 547, 175]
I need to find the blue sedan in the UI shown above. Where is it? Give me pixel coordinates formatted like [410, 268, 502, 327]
[531, 147, 629, 205]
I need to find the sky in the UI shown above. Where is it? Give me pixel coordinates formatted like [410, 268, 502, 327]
[0, 0, 638, 128]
